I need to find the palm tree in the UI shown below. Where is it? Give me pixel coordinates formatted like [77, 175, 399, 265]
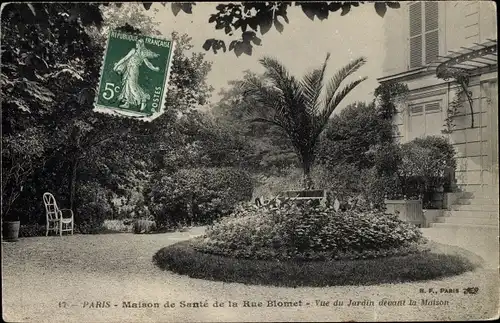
[239, 53, 367, 189]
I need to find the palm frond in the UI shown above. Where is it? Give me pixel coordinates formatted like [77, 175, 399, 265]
[238, 74, 284, 113]
[259, 56, 306, 116]
[259, 56, 293, 90]
[300, 52, 330, 114]
[324, 57, 367, 110]
[239, 74, 301, 138]
[315, 77, 368, 138]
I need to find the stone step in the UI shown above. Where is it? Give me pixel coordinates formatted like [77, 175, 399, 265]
[455, 190, 499, 199]
[444, 210, 499, 218]
[454, 198, 499, 205]
[451, 204, 499, 212]
[429, 222, 499, 230]
[435, 216, 498, 226]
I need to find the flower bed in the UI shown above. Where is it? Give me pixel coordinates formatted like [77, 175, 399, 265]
[194, 201, 425, 261]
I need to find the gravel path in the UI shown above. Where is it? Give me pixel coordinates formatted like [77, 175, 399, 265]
[2, 228, 498, 322]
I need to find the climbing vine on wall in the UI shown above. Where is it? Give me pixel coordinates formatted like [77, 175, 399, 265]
[436, 68, 474, 134]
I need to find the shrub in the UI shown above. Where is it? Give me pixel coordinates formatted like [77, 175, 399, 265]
[252, 166, 303, 200]
[133, 219, 157, 234]
[146, 167, 253, 229]
[110, 190, 151, 220]
[18, 223, 46, 237]
[364, 167, 402, 208]
[74, 182, 113, 234]
[396, 136, 457, 201]
[318, 102, 394, 170]
[103, 219, 134, 233]
[196, 201, 425, 261]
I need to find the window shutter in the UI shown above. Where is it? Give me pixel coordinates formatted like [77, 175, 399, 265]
[410, 105, 424, 115]
[409, 2, 423, 68]
[425, 101, 441, 112]
[424, 2, 439, 64]
[410, 36, 423, 69]
[409, 3, 422, 36]
[424, 101, 443, 136]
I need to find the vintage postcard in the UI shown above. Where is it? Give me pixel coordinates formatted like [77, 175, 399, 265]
[1, 1, 498, 322]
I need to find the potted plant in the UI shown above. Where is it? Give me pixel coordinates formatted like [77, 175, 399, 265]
[2, 212, 21, 242]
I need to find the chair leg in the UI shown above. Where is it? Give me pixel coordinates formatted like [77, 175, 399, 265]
[71, 221, 74, 235]
[60, 222, 63, 237]
[46, 222, 49, 236]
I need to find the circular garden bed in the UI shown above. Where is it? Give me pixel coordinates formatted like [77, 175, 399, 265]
[153, 239, 481, 287]
[153, 202, 483, 287]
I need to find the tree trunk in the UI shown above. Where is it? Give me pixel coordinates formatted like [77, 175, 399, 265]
[302, 162, 313, 190]
[69, 156, 79, 211]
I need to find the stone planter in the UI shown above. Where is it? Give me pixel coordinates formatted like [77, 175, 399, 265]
[2, 221, 20, 242]
[422, 209, 444, 228]
[278, 190, 328, 206]
[384, 199, 425, 228]
[443, 192, 464, 210]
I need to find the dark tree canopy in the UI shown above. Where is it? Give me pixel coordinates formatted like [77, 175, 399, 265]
[5, 2, 401, 57]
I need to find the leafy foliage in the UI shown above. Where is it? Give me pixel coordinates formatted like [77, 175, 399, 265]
[133, 219, 157, 234]
[211, 71, 298, 174]
[2, 3, 216, 233]
[1, 3, 102, 222]
[318, 102, 394, 170]
[145, 167, 254, 228]
[436, 68, 474, 132]
[200, 2, 401, 56]
[373, 82, 409, 120]
[364, 146, 403, 207]
[366, 136, 456, 206]
[239, 54, 367, 188]
[13, 2, 402, 57]
[396, 136, 457, 201]
[74, 181, 113, 234]
[196, 200, 425, 261]
[1, 129, 47, 220]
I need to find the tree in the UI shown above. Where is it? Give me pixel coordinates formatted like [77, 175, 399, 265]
[373, 81, 409, 120]
[12, 2, 401, 56]
[1, 3, 104, 221]
[239, 53, 367, 188]
[211, 71, 297, 174]
[1, 3, 216, 228]
[318, 101, 394, 171]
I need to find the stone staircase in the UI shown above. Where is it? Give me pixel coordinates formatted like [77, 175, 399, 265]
[424, 188, 499, 268]
[431, 190, 499, 228]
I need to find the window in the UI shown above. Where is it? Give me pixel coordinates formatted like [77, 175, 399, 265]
[409, 2, 439, 69]
[408, 101, 443, 140]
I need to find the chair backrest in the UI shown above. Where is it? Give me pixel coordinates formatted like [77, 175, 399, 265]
[43, 192, 60, 221]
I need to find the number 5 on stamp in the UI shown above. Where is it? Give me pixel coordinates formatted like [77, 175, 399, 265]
[94, 30, 175, 121]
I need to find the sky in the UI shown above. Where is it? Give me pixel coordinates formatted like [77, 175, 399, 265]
[149, 3, 386, 112]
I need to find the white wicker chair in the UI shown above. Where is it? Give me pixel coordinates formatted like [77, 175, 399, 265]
[43, 193, 74, 236]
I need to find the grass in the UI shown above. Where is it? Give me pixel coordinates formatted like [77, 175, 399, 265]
[153, 240, 483, 287]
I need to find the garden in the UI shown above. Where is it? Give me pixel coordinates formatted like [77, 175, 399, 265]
[2, 2, 481, 291]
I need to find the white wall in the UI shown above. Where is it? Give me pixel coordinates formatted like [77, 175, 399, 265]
[381, 1, 497, 78]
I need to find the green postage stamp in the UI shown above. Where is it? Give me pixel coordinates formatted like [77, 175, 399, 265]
[94, 31, 175, 121]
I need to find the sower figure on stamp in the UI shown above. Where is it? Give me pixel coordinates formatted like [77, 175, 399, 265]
[113, 39, 160, 112]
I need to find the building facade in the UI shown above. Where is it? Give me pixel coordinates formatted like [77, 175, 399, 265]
[378, 1, 498, 195]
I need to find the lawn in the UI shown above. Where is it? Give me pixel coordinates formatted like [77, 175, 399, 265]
[2, 228, 498, 322]
[153, 239, 482, 287]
